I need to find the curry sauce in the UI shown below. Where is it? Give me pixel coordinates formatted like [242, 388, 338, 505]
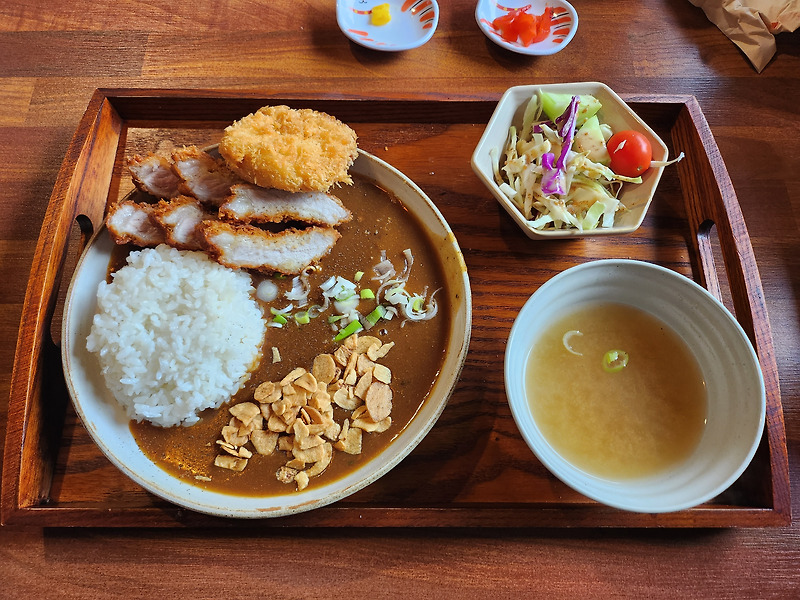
[129, 173, 451, 496]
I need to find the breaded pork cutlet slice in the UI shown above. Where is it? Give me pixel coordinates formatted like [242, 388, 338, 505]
[200, 220, 340, 275]
[151, 196, 215, 251]
[106, 200, 166, 247]
[218, 105, 358, 193]
[171, 146, 243, 207]
[219, 183, 352, 227]
[128, 154, 181, 199]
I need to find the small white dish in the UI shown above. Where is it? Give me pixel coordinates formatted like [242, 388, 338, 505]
[471, 82, 669, 239]
[505, 259, 766, 513]
[475, 0, 578, 55]
[336, 0, 439, 51]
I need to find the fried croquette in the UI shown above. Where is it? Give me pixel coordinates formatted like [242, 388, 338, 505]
[218, 105, 358, 193]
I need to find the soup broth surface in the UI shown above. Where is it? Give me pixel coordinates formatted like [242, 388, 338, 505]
[526, 302, 707, 480]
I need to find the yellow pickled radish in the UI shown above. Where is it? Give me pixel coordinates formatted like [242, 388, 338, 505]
[371, 3, 391, 26]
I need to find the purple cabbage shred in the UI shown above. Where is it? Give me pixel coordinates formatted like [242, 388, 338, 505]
[541, 95, 580, 195]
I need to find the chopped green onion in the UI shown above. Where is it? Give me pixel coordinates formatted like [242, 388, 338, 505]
[411, 296, 424, 312]
[366, 305, 387, 326]
[272, 314, 288, 325]
[294, 311, 310, 325]
[602, 349, 629, 373]
[328, 314, 345, 324]
[562, 330, 583, 356]
[354, 271, 364, 282]
[334, 320, 363, 342]
[360, 289, 375, 300]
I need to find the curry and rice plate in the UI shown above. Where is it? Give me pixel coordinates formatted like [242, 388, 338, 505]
[128, 175, 450, 495]
[86, 106, 451, 497]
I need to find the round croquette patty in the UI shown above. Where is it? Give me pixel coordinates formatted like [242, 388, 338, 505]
[219, 106, 358, 193]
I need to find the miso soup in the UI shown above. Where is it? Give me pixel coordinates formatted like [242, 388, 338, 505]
[526, 302, 707, 480]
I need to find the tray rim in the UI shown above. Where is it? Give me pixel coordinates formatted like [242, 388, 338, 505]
[1, 88, 791, 528]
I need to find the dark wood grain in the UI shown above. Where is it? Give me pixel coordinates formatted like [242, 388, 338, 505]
[1, 0, 799, 597]
[0, 92, 789, 529]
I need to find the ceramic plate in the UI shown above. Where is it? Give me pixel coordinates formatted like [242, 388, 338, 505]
[62, 149, 471, 519]
[475, 0, 578, 55]
[505, 260, 766, 512]
[336, 0, 439, 51]
[471, 82, 670, 239]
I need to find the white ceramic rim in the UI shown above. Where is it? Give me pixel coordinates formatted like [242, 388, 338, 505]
[336, 0, 439, 52]
[470, 82, 670, 239]
[475, 0, 579, 56]
[62, 149, 471, 519]
[504, 259, 766, 513]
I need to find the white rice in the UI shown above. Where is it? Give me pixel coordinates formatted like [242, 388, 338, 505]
[86, 244, 266, 427]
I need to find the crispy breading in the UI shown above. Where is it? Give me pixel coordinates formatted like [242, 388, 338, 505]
[128, 153, 181, 199]
[218, 105, 358, 192]
[151, 195, 213, 250]
[199, 220, 340, 275]
[219, 184, 352, 227]
[171, 146, 242, 207]
[106, 200, 166, 246]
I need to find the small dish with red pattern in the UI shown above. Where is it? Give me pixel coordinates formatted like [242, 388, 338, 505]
[475, 0, 578, 55]
[336, 0, 439, 51]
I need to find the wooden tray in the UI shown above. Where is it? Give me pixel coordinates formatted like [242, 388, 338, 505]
[2, 89, 790, 528]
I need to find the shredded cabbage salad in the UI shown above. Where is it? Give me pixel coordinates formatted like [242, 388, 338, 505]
[491, 90, 647, 232]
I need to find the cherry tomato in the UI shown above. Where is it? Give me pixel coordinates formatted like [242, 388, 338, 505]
[607, 130, 653, 177]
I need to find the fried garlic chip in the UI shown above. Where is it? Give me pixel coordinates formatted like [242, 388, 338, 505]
[214, 333, 397, 491]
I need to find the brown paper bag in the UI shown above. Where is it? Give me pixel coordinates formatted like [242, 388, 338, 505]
[689, 0, 800, 71]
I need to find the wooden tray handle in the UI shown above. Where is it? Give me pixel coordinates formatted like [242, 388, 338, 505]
[671, 98, 769, 356]
[671, 97, 790, 521]
[3, 91, 122, 514]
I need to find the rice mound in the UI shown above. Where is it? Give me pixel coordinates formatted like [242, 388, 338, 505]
[86, 244, 266, 427]
[218, 105, 358, 192]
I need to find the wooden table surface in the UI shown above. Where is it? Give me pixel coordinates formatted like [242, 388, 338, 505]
[1, 0, 798, 597]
